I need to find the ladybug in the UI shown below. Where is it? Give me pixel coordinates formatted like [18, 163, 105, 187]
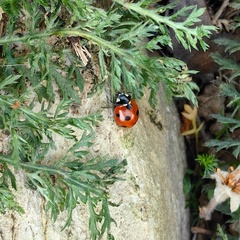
[114, 93, 139, 128]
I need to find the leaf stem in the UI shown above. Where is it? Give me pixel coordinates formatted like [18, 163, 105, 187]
[0, 154, 65, 174]
[0, 29, 130, 59]
[0, 154, 105, 195]
[114, 0, 196, 33]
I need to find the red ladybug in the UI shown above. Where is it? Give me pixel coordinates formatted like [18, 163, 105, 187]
[114, 93, 139, 128]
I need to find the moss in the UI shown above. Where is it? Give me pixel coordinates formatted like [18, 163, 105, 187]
[120, 133, 135, 149]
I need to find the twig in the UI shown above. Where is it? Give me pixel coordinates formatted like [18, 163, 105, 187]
[191, 226, 213, 235]
[212, 0, 229, 25]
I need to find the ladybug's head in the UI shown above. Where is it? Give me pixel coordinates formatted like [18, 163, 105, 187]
[115, 93, 132, 109]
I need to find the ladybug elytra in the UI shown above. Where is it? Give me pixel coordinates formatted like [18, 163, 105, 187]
[114, 93, 139, 128]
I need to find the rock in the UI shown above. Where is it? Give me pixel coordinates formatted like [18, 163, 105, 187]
[0, 85, 189, 240]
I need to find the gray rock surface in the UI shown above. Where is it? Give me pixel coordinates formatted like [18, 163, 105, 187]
[0, 86, 189, 240]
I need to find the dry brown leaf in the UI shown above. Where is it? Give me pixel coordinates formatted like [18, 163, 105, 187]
[11, 101, 21, 109]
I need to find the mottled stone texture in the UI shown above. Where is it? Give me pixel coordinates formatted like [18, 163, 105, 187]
[0, 86, 189, 240]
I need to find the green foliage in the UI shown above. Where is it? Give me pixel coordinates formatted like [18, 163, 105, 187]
[211, 37, 240, 82]
[205, 138, 240, 159]
[196, 154, 218, 178]
[183, 169, 194, 195]
[114, 1, 215, 51]
[228, 1, 240, 31]
[219, 83, 240, 109]
[216, 199, 240, 223]
[211, 52, 240, 81]
[0, 73, 127, 237]
[213, 38, 240, 54]
[0, 185, 24, 214]
[201, 27, 240, 238]
[0, 0, 217, 238]
[204, 36, 240, 159]
[26, 155, 127, 233]
[0, 163, 24, 214]
[183, 168, 203, 214]
[215, 224, 228, 240]
[0, 0, 215, 106]
[213, 222, 240, 240]
[0, 0, 20, 16]
[204, 83, 240, 159]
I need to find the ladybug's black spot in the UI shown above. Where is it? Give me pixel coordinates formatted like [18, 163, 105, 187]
[116, 113, 120, 118]
[125, 116, 131, 121]
[136, 110, 139, 116]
